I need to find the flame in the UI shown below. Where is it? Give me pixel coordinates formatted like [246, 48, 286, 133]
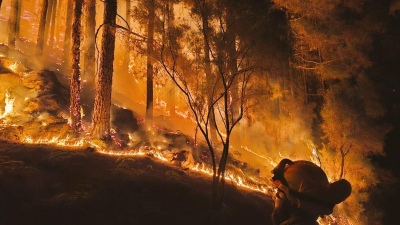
[175, 109, 190, 119]
[8, 62, 20, 73]
[0, 90, 15, 120]
[98, 145, 271, 194]
[22, 134, 86, 147]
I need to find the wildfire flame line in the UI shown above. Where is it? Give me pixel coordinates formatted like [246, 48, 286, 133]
[22, 135, 86, 147]
[96, 146, 271, 194]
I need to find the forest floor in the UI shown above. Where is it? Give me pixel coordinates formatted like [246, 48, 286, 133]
[0, 141, 273, 225]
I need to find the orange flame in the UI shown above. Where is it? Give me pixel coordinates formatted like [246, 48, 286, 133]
[0, 90, 15, 120]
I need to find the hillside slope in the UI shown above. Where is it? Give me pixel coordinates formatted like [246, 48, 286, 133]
[0, 141, 273, 225]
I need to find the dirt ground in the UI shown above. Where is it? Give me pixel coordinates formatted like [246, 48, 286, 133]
[0, 141, 273, 225]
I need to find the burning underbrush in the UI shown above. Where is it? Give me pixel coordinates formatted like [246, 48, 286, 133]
[0, 52, 269, 195]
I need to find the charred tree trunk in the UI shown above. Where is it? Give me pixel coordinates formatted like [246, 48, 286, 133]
[91, 0, 117, 140]
[48, 0, 57, 50]
[82, 0, 96, 120]
[69, 0, 83, 132]
[62, 0, 73, 68]
[8, 0, 21, 50]
[36, 0, 49, 56]
[0, 0, 3, 10]
[146, 0, 155, 125]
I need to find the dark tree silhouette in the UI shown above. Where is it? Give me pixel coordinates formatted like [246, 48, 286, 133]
[160, 0, 254, 215]
[7, 0, 21, 50]
[146, 0, 155, 125]
[199, 0, 217, 144]
[36, 0, 49, 56]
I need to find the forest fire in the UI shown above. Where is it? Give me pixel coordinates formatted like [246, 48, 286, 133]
[1, 0, 399, 224]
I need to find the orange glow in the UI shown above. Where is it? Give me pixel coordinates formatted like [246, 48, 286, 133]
[0, 90, 15, 120]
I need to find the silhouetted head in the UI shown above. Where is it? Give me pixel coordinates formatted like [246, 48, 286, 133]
[270, 158, 352, 224]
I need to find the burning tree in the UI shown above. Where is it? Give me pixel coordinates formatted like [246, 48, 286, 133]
[159, 0, 255, 215]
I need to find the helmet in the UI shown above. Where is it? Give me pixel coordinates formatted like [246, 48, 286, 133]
[271, 159, 352, 216]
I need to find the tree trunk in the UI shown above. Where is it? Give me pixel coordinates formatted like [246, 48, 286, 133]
[16, 0, 22, 41]
[36, 0, 49, 56]
[62, 0, 73, 68]
[123, 0, 131, 74]
[69, 0, 83, 133]
[168, 80, 176, 117]
[201, 2, 217, 145]
[226, 4, 240, 145]
[8, 0, 21, 50]
[163, 1, 176, 118]
[48, 0, 57, 50]
[54, 0, 63, 43]
[0, 0, 3, 10]
[82, 0, 96, 120]
[216, 137, 230, 211]
[83, 0, 96, 82]
[44, 0, 54, 50]
[91, 0, 117, 140]
[146, 0, 155, 125]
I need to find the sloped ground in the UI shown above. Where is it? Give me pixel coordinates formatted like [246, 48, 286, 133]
[0, 141, 273, 225]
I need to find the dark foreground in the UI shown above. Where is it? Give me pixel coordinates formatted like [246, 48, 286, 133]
[0, 141, 272, 225]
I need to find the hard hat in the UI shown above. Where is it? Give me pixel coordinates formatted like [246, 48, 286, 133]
[271, 158, 352, 216]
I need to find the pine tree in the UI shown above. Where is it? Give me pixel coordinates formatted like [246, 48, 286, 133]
[91, 0, 117, 140]
[69, 0, 84, 132]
